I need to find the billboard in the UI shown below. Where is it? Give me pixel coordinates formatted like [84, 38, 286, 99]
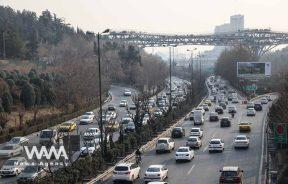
[237, 62, 271, 78]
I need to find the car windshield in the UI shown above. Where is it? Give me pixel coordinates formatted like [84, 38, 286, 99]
[9, 137, 20, 144]
[236, 137, 246, 140]
[221, 171, 237, 177]
[188, 137, 197, 142]
[240, 122, 249, 125]
[191, 129, 199, 132]
[177, 148, 189, 152]
[121, 100, 126, 103]
[4, 160, 18, 166]
[40, 131, 53, 138]
[87, 129, 97, 133]
[173, 127, 182, 131]
[82, 115, 90, 119]
[84, 112, 93, 115]
[23, 166, 38, 173]
[210, 140, 220, 144]
[158, 140, 168, 144]
[147, 167, 160, 172]
[115, 166, 129, 171]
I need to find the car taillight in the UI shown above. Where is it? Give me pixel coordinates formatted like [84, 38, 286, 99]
[220, 177, 224, 182]
[234, 177, 240, 182]
[157, 174, 161, 176]
[125, 171, 131, 175]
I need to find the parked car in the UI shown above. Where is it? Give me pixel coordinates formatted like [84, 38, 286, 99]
[113, 163, 140, 183]
[234, 135, 250, 149]
[220, 117, 231, 127]
[0, 157, 26, 177]
[238, 122, 251, 132]
[209, 139, 224, 153]
[175, 147, 194, 162]
[171, 127, 185, 138]
[144, 165, 168, 184]
[209, 112, 219, 122]
[17, 165, 46, 183]
[156, 138, 175, 153]
[186, 136, 202, 148]
[8, 137, 29, 146]
[219, 166, 243, 184]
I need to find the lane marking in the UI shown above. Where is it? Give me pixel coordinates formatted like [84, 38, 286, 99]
[187, 164, 195, 175]
[203, 132, 216, 152]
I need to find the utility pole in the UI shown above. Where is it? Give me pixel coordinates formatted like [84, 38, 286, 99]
[169, 47, 172, 110]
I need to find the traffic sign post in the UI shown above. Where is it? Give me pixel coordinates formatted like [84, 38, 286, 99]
[273, 123, 287, 144]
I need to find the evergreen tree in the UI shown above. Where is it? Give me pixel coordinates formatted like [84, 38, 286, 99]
[20, 83, 36, 108]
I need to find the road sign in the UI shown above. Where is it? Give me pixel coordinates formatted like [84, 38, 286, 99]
[244, 85, 257, 91]
[273, 123, 287, 144]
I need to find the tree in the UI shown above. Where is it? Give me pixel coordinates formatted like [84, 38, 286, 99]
[0, 112, 9, 129]
[20, 83, 36, 108]
[2, 92, 12, 113]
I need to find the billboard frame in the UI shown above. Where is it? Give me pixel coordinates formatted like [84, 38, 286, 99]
[237, 62, 271, 78]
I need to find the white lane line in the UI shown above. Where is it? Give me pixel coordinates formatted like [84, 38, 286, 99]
[203, 132, 216, 152]
[203, 146, 208, 153]
[187, 164, 195, 175]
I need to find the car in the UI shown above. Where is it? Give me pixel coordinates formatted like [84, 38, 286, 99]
[79, 115, 94, 124]
[261, 98, 269, 104]
[195, 107, 205, 115]
[0, 145, 23, 158]
[80, 140, 99, 157]
[265, 95, 272, 101]
[205, 99, 212, 106]
[186, 136, 202, 148]
[102, 114, 112, 123]
[238, 122, 251, 132]
[39, 129, 58, 146]
[247, 108, 256, 116]
[83, 128, 100, 140]
[129, 103, 137, 110]
[254, 103, 263, 111]
[219, 102, 226, 109]
[209, 139, 224, 153]
[220, 117, 231, 127]
[106, 121, 120, 131]
[189, 110, 194, 121]
[193, 110, 204, 125]
[107, 111, 117, 119]
[0, 157, 27, 177]
[147, 182, 168, 184]
[154, 109, 163, 117]
[190, 128, 203, 138]
[84, 111, 95, 119]
[113, 163, 140, 183]
[58, 121, 77, 132]
[201, 104, 209, 111]
[228, 106, 237, 113]
[8, 137, 29, 146]
[144, 165, 168, 184]
[246, 102, 254, 109]
[215, 106, 224, 114]
[232, 97, 239, 103]
[108, 104, 117, 111]
[234, 135, 250, 149]
[219, 166, 243, 184]
[209, 112, 219, 121]
[156, 138, 175, 153]
[171, 127, 185, 138]
[119, 100, 128, 107]
[124, 122, 136, 133]
[175, 147, 194, 162]
[17, 165, 46, 183]
[124, 89, 132, 96]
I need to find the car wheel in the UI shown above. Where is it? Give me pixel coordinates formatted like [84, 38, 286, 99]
[156, 150, 159, 154]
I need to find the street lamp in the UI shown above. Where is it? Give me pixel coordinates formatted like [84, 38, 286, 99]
[187, 48, 197, 97]
[87, 29, 110, 157]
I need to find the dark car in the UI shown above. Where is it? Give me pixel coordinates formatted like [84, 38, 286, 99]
[220, 117, 231, 127]
[219, 166, 243, 184]
[171, 127, 185, 138]
[254, 103, 263, 111]
[209, 112, 219, 122]
[219, 102, 227, 109]
[215, 106, 224, 114]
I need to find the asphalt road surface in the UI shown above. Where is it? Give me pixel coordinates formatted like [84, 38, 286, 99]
[103, 82, 274, 184]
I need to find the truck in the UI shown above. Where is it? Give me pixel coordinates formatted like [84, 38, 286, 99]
[193, 110, 204, 125]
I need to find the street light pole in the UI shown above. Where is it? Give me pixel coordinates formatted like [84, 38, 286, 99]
[169, 47, 172, 110]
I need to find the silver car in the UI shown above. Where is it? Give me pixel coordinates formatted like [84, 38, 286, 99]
[17, 165, 46, 182]
[0, 144, 23, 158]
[0, 157, 26, 176]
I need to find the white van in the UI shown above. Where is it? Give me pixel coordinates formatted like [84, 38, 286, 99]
[193, 110, 204, 125]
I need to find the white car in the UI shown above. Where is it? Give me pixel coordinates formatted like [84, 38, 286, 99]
[209, 139, 225, 153]
[201, 104, 209, 111]
[147, 182, 168, 184]
[195, 107, 205, 115]
[190, 128, 203, 138]
[79, 115, 94, 124]
[228, 106, 237, 113]
[261, 98, 269, 104]
[8, 137, 29, 146]
[175, 147, 195, 162]
[0, 144, 23, 158]
[186, 136, 202, 148]
[119, 100, 128, 107]
[0, 157, 27, 176]
[156, 138, 175, 153]
[113, 163, 140, 183]
[232, 97, 239, 103]
[144, 165, 168, 183]
[124, 89, 132, 96]
[234, 135, 250, 148]
[80, 140, 99, 157]
[83, 128, 100, 140]
[106, 111, 117, 119]
[84, 111, 95, 119]
[247, 108, 256, 116]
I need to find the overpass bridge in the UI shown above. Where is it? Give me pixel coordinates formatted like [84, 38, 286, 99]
[105, 29, 288, 56]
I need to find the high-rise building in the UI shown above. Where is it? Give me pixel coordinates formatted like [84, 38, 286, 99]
[214, 14, 244, 34]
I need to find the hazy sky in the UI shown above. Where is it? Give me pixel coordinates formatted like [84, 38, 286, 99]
[1, 0, 288, 34]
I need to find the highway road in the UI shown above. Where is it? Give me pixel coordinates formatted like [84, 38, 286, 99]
[103, 79, 274, 184]
[0, 78, 187, 184]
